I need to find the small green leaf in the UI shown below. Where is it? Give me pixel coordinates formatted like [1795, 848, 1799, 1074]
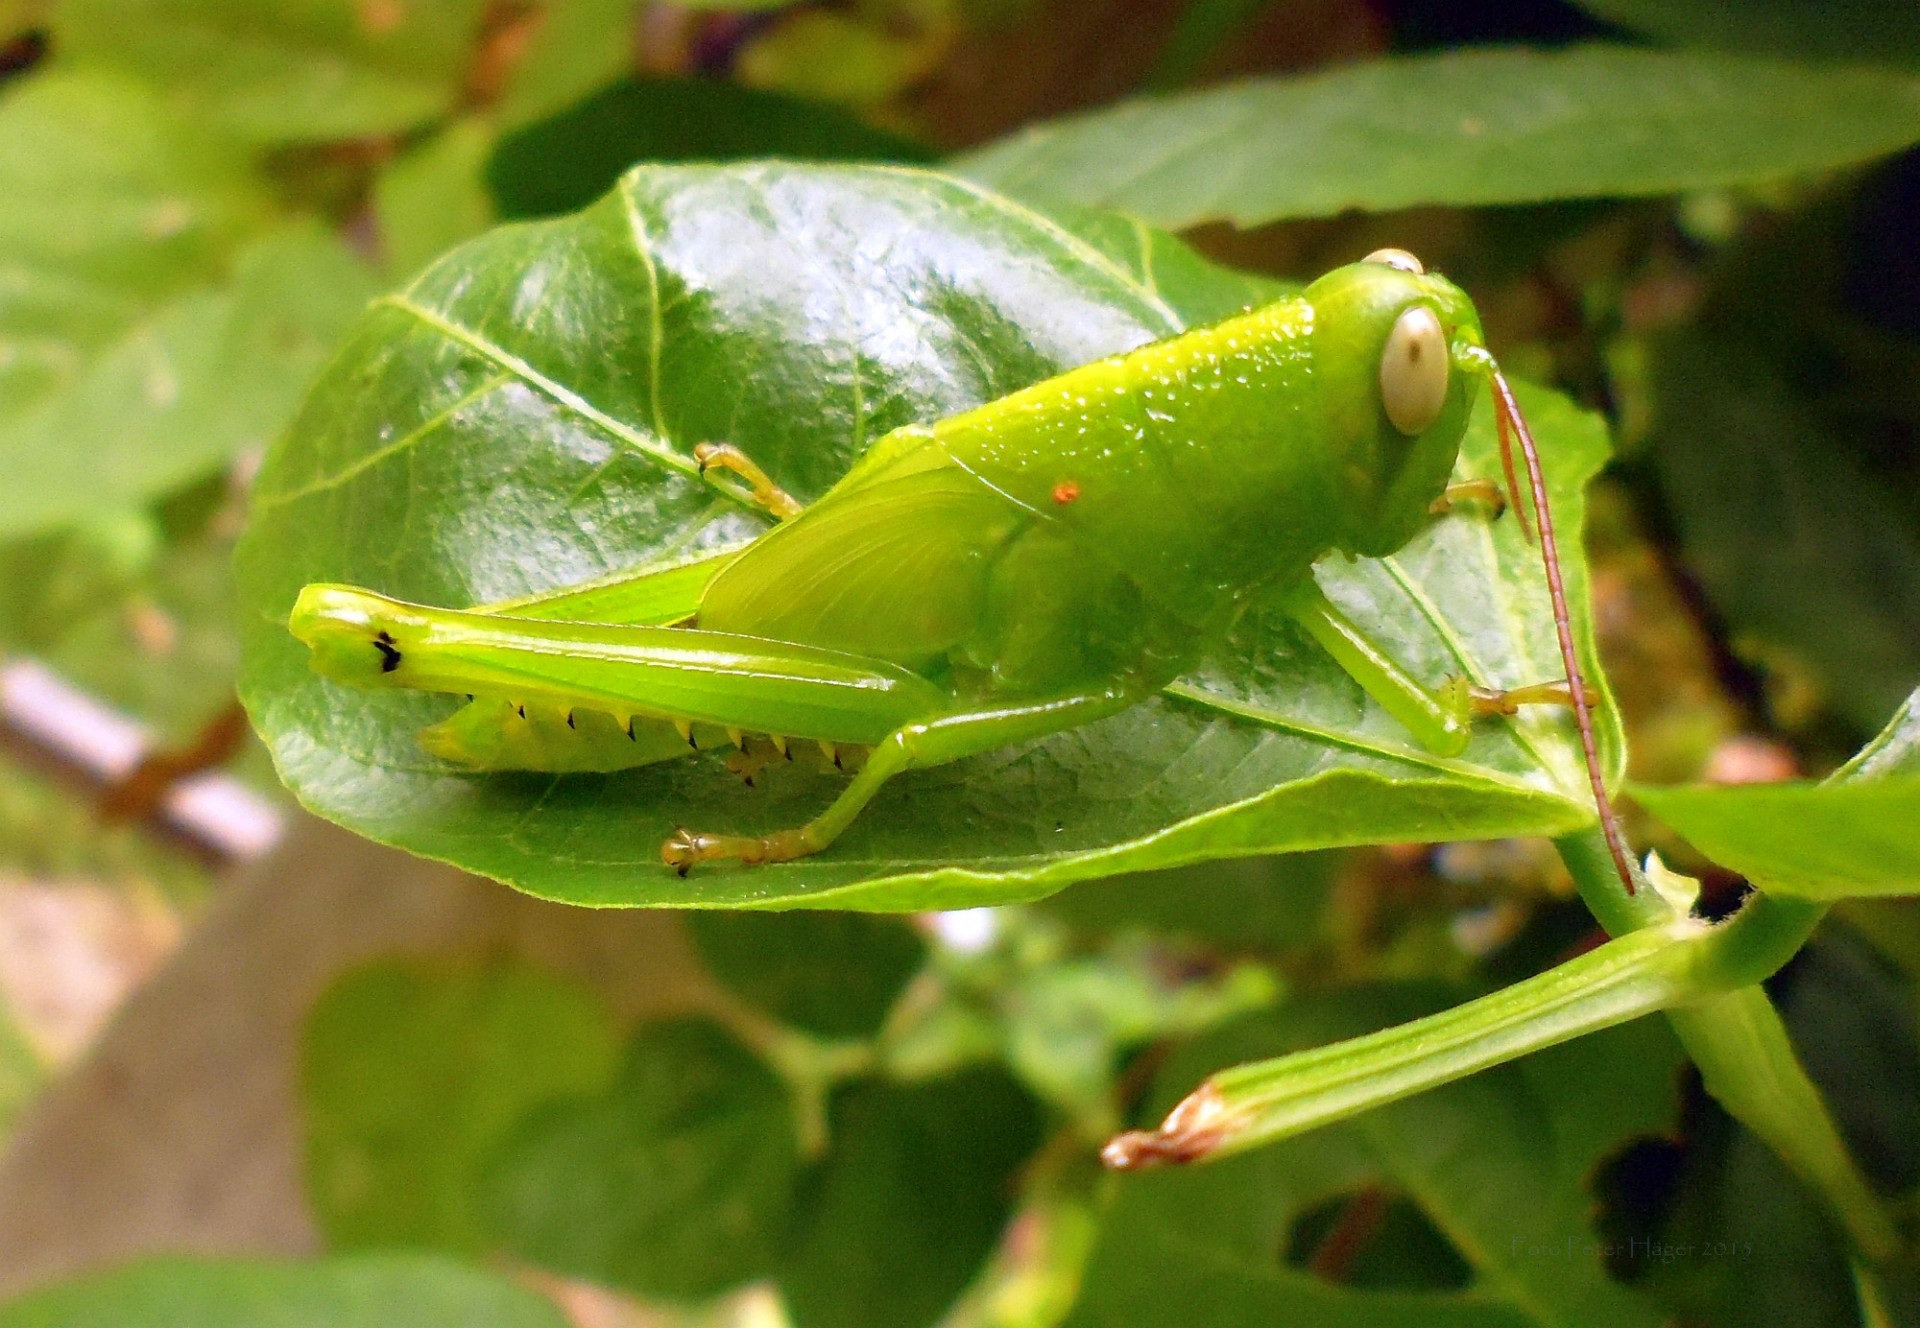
[494, 0, 645, 130]
[0, 1254, 570, 1328]
[686, 911, 926, 1039]
[0, 70, 376, 534]
[1632, 688, 1920, 900]
[302, 960, 620, 1253]
[376, 118, 498, 281]
[55, 0, 491, 142]
[1632, 779, 1920, 899]
[478, 1017, 799, 1300]
[1065, 993, 1677, 1328]
[236, 162, 1619, 911]
[777, 1067, 1043, 1328]
[954, 47, 1920, 229]
[999, 936, 1279, 1123]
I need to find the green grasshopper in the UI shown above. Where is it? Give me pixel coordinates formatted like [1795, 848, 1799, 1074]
[291, 249, 1636, 890]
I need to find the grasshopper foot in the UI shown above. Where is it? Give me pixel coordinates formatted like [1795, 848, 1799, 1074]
[1429, 478, 1507, 520]
[662, 824, 820, 873]
[693, 443, 803, 520]
[1468, 679, 1577, 717]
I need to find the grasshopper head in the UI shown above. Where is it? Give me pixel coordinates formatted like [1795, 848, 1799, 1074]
[290, 583, 424, 688]
[1306, 251, 1487, 558]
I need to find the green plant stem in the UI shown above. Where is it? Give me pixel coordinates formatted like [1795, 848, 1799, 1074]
[1107, 830, 1899, 1268]
[1107, 890, 1804, 1171]
[1554, 829, 1896, 1261]
[1157, 917, 1708, 1160]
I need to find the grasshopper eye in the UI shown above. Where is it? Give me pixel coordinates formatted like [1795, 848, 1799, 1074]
[1363, 248, 1424, 274]
[1379, 305, 1448, 435]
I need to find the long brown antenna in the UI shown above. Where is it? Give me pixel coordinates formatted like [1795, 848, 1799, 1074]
[1493, 400, 1533, 545]
[1488, 370, 1637, 896]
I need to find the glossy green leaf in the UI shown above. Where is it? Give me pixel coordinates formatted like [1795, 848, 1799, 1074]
[685, 910, 926, 1039]
[776, 1067, 1043, 1328]
[0, 1255, 569, 1328]
[1063, 992, 1678, 1328]
[55, 0, 490, 142]
[477, 1017, 799, 1300]
[488, 77, 932, 220]
[302, 960, 620, 1253]
[0, 71, 375, 536]
[1570, 0, 1920, 67]
[953, 47, 1920, 229]
[237, 162, 1616, 911]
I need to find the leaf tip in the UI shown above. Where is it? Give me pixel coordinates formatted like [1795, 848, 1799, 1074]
[1101, 1079, 1236, 1170]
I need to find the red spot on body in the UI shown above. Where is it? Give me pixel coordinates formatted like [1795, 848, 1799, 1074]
[1052, 480, 1080, 506]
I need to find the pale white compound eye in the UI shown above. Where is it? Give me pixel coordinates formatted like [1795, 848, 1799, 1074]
[1379, 305, 1449, 436]
[1363, 247, 1424, 274]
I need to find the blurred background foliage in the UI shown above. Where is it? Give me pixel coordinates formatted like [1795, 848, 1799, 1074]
[0, 1, 1915, 1326]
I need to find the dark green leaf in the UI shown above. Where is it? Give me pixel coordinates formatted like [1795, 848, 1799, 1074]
[237, 162, 1616, 910]
[1064, 992, 1678, 1327]
[478, 1017, 799, 1300]
[1647, 325, 1920, 737]
[302, 960, 620, 1253]
[953, 47, 1920, 229]
[55, 0, 490, 142]
[1570, 0, 1920, 67]
[0, 1255, 569, 1328]
[1773, 925, 1920, 1193]
[777, 1067, 1043, 1328]
[487, 76, 932, 220]
[1145, 0, 1278, 90]
[685, 911, 926, 1039]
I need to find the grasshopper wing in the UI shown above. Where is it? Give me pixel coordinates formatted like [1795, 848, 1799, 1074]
[698, 453, 1027, 670]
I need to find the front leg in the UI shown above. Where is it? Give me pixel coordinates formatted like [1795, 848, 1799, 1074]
[1280, 578, 1575, 759]
[1428, 477, 1507, 520]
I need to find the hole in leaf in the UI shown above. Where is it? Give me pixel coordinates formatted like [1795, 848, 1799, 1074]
[1590, 1136, 1689, 1282]
[1282, 1185, 1473, 1290]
